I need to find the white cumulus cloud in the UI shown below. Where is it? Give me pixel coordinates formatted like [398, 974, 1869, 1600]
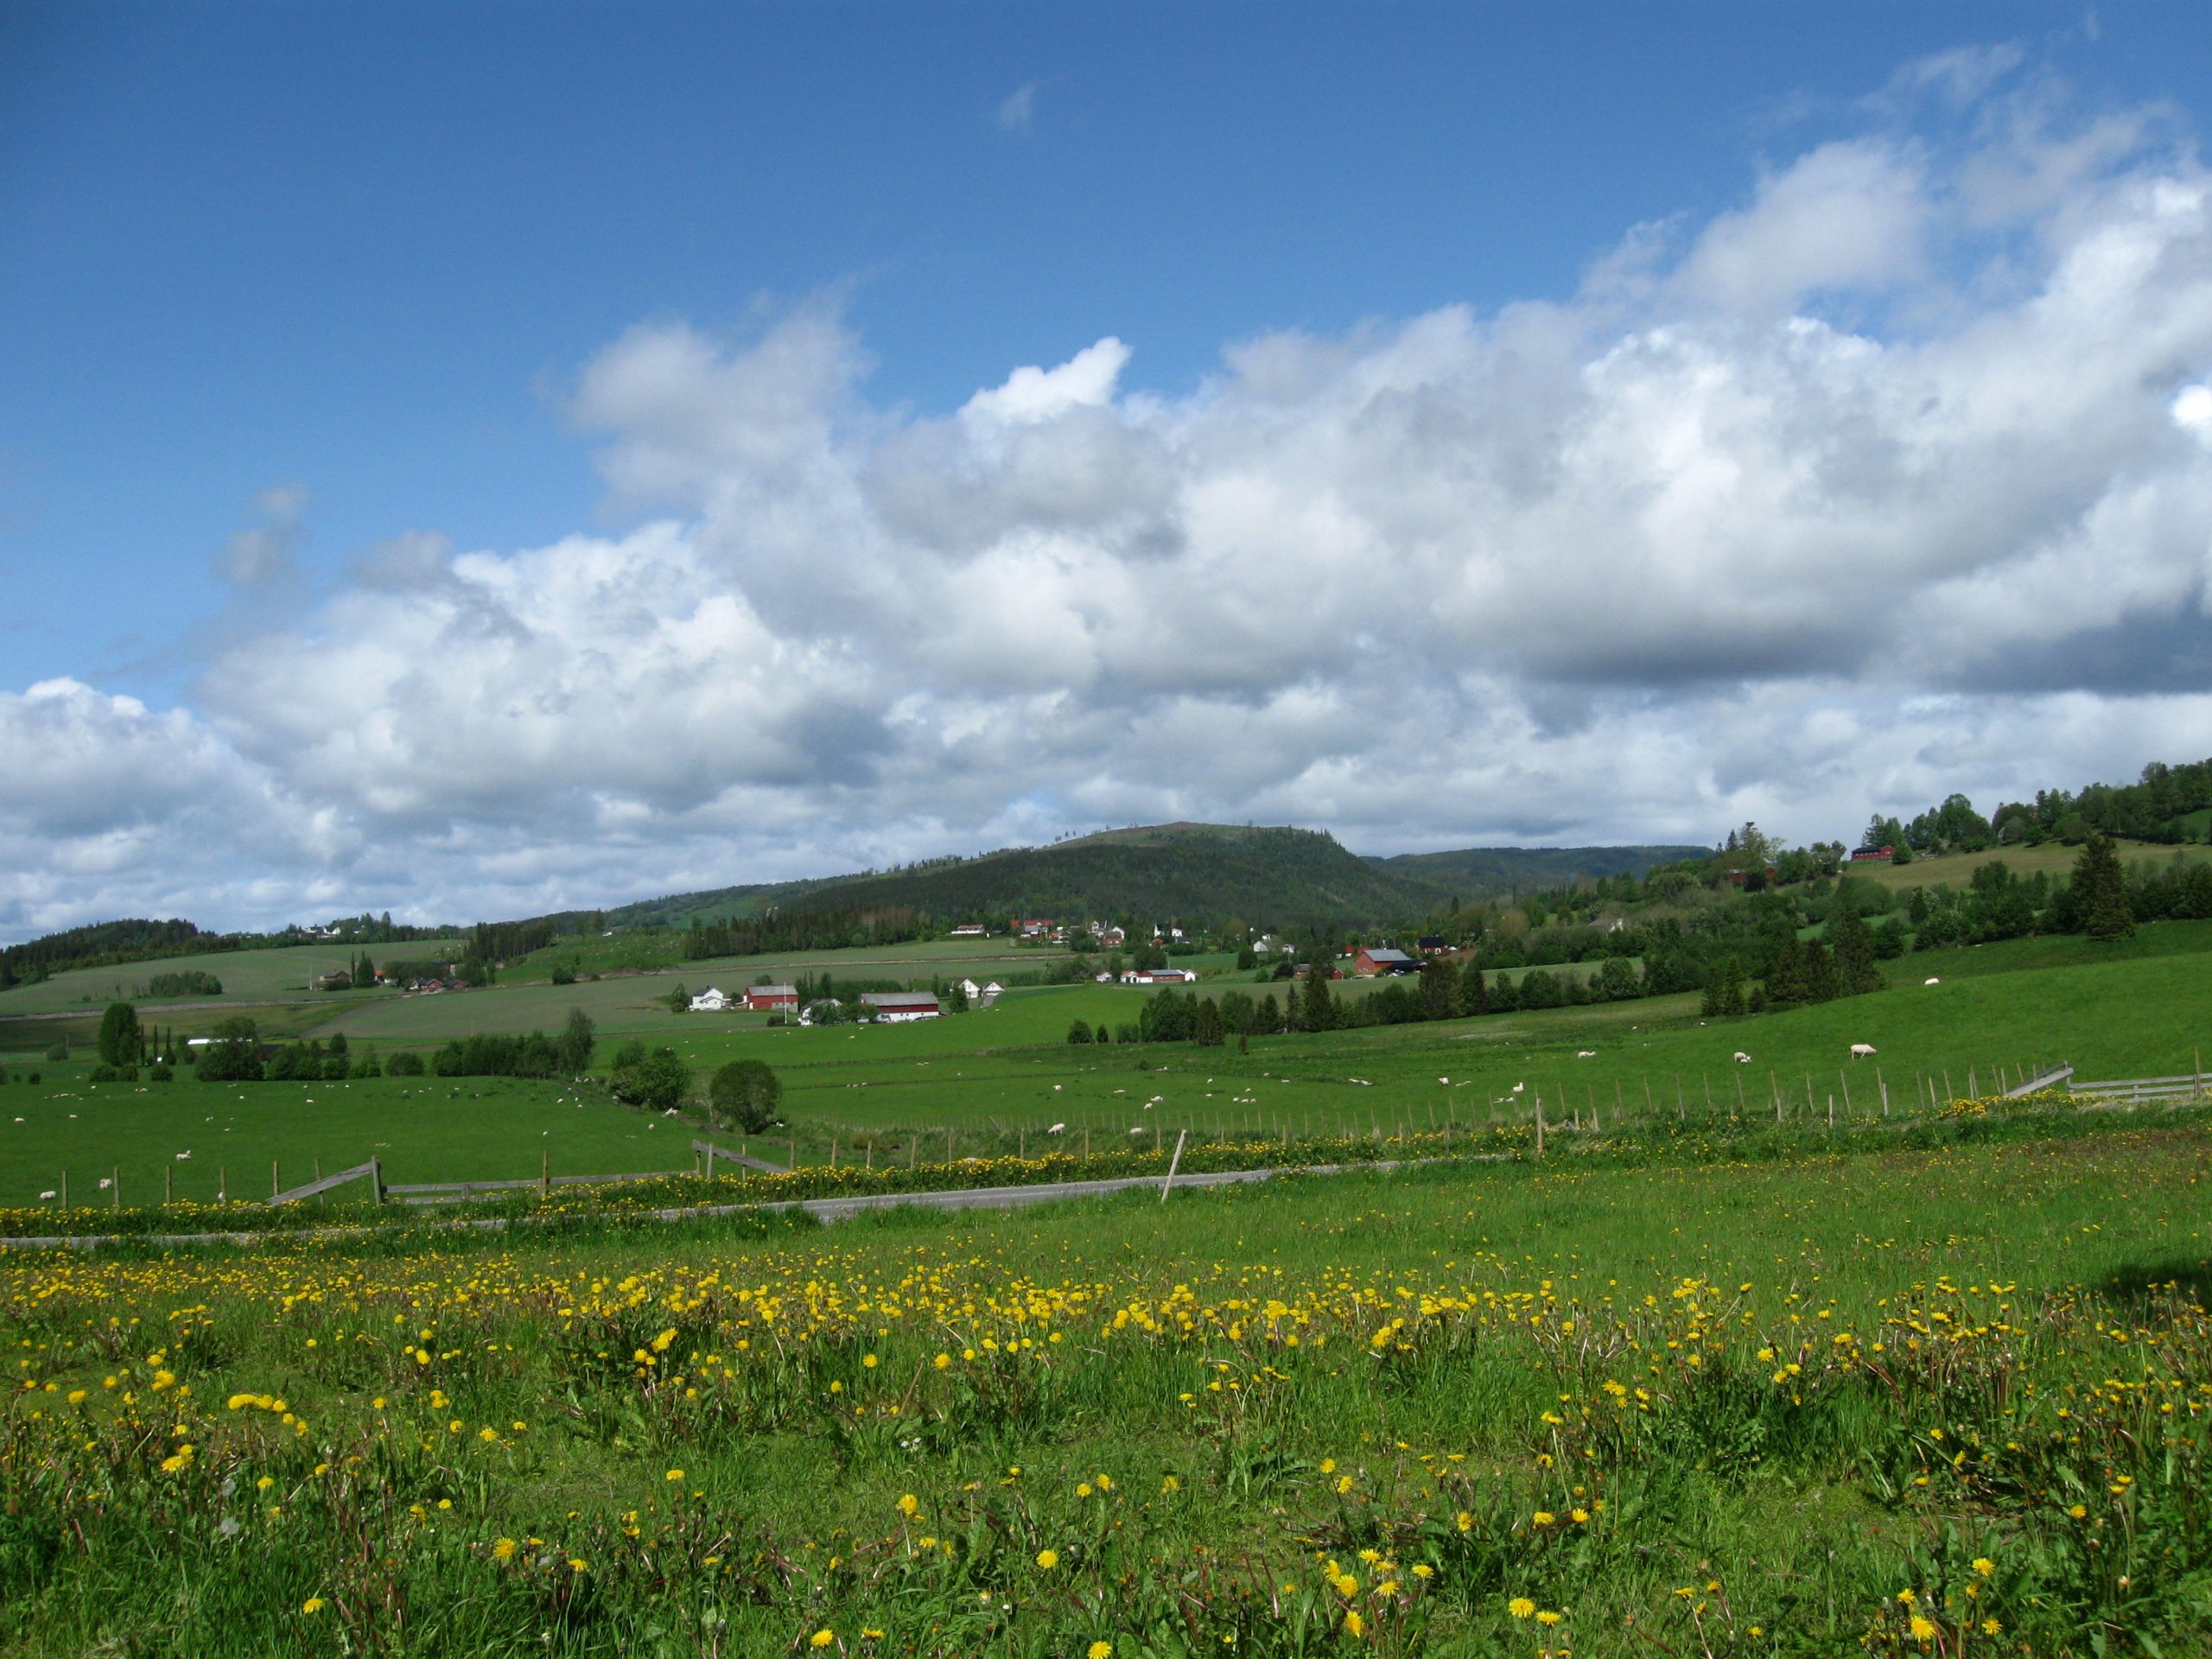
[7, 53, 2212, 938]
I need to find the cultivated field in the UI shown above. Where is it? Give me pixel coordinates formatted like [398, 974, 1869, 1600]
[4, 1118, 2209, 1654]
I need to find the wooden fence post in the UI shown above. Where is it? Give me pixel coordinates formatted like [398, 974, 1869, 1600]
[271, 1159, 279, 1199]
[164, 1165, 172, 1206]
[60, 1171, 67, 1208]
[1160, 1129, 1188, 1203]
[542, 1147, 551, 1198]
[1840, 1071, 1853, 1116]
[111, 1167, 119, 1211]
[369, 1156, 383, 1206]
[1773, 1072, 1783, 1124]
[1535, 1099, 1545, 1158]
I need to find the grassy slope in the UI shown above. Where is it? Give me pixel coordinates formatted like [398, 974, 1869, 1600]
[0, 938, 469, 1017]
[1837, 836, 2209, 896]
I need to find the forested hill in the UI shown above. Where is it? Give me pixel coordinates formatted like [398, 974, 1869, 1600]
[745, 824, 1707, 930]
[1370, 843, 1709, 900]
[605, 874, 848, 930]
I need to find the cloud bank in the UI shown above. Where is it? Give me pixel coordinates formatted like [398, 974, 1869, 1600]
[9, 55, 2212, 938]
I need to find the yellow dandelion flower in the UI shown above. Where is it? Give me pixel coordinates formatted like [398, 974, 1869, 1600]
[1036, 1549, 1060, 1569]
[1088, 1644, 1114, 1659]
[1508, 1597, 1537, 1618]
[1536, 1610, 1563, 1626]
[810, 1630, 836, 1649]
[302, 1598, 327, 1614]
[1971, 1557, 1994, 1576]
[1909, 1614, 1936, 1642]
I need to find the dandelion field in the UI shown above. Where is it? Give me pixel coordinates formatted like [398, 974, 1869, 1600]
[7, 1117, 2212, 1656]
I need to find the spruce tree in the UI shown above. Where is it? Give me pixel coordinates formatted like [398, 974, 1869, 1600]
[2074, 835, 2135, 940]
[1803, 939, 1840, 1002]
[1459, 960, 1489, 1015]
[1303, 969, 1337, 1033]
[1830, 906, 1885, 995]
[1764, 938, 1808, 1007]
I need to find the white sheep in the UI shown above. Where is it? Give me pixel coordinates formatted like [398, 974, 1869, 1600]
[175, 1150, 191, 1160]
[1850, 1043, 1878, 1058]
[1575, 1050, 1596, 1058]
[1047, 1122, 1065, 1135]
[1128, 1126, 1146, 1136]
[1510, 1082, 1525, 1095]
[1924, 976, 1941, 986]
[1733, 1052, 1751, 1064]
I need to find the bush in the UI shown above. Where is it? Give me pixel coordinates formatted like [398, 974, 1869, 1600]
[708, 1059, 783, 1133]
[385, 1051, 425, 1077]
[613, 1047, 692, 1115]
[26, 1071, 39, 1084]
[148, 1062, 173, 1082]
[45, 1043, 66, 1062]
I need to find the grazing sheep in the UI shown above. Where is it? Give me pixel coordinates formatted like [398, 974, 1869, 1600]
[1128, 1126, 1146, 1136]
[1733, 1052, 1751, 1064]
[1047, 1122, 1065, 1135]
[1850, 1043, 1878, 1058]
[175, 1150, 191, 1160]
[1575, 1050, 1597, 1058]
[1510, 1082, 1525, 1095]
[1924, 976, 1941, 986]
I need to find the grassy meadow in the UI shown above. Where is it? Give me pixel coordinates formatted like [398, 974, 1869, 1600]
[4, 922, 2210, 1210]
[5, 1117, 2212, 1655]
[0, 939, 471, 1019]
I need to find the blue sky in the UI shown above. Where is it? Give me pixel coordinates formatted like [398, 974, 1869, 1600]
[3, 3, 2211, 937]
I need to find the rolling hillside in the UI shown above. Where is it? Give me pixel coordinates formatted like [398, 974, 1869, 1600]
[761, 823, 1708, 930]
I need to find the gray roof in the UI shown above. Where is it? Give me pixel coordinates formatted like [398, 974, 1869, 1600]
[749, 984, 798, 997]
[1363, 948, 1415, 963]
[860, 991, 941, 1008]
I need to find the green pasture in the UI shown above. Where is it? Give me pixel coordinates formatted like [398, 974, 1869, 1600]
[0, 938, 470, 1018]
[1838, 835, 2206, 897]
[0, 1073, 693, 1210]
[499, 932, 1077, 986]
[5, 921, 2207, 1213]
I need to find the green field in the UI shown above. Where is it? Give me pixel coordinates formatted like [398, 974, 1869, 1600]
[499, 931, 1080, 986]
[4, 1114, 2210, 1654]
[0, 938, 471, 1018]
[4, 922, 2209, 1210]
[1837, 836, 2209, 897]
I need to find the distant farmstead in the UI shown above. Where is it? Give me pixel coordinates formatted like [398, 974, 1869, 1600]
[1122, 967, 1197, 985]
[745, 984, 798, 1012]
[688, 987, 732, 1013]
[1851, 846, 1897, 861]
[1354, 947, 1416, 977]
[860, 991, 942, 1022]
[948, 924, 988, 937]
